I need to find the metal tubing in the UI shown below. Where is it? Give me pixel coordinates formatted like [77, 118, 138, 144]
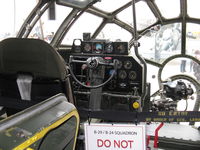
[132, 0, 147, 105]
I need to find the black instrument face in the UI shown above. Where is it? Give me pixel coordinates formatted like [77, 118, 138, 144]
[114, 42, 126, 54]
[105, 42, 113, 53]
[118, 70, 127, 79]
[129, 71, 137, 80]
[82, 42, 92, 53]
[124, 60, 132, 69]
[83, 43, 92, 52]
[117, 60, 123, 69]
[75, 41, 128, 55]
[93, 43, 104, 54]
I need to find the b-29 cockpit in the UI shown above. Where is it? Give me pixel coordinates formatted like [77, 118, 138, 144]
[0, 0, 200, 150]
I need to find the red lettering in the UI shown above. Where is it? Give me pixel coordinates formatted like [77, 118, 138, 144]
[114, 140, 120, 148]
[104, 140, 111, 148]
[113, 140, 134, 148]
[97, 139, 111, 148]
[98, 139, 134, 148]
[121, 140, 128, 148]
[97, 139, 103, 147]
[127, 140, 134, 148]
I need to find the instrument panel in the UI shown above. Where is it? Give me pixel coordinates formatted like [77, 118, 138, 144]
[73, 40, 128, 55]
[103, 56, 142, 94]
[70, 55, 143, 94]
[62, 39, 144, 112]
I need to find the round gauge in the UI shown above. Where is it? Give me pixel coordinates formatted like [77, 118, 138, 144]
[94, 43, 103, 54]
[118, 70, 127, 80]
[117, 44, 126, 54]
[124, 60, 132, 69]
[129, 71, 137, 80]
[117, 60, 123, 69]
[83, 43, 92, 52]
[105, 43, 113, 53]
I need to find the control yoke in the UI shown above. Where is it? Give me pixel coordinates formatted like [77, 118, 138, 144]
[69, 56, 118, 89]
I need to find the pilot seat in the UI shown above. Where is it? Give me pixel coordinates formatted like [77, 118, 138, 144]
[0, 38, 74, 115]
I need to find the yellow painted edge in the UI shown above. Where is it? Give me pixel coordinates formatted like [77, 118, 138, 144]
[73, 110, 80, 150]
[13, 110, 80, 150]
[26, 148, 34, 150]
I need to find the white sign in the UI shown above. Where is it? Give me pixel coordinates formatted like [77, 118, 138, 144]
[84, 123, 146, 150]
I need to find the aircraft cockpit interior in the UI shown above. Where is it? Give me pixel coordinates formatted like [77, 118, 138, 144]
[0, 0, 200, 150]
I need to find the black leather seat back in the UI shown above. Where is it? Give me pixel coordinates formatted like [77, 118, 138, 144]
[0, 38, 69, 115]
[0, 38, 67, 79]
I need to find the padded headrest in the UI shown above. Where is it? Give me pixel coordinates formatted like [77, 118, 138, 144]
[0, 38, 67, 80]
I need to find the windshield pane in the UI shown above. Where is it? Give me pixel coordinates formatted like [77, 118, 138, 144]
[137, 23, 181, 63]
[161, 57, 197, 80]
[117, 6, 132, 28]
[118, 1, 156, 31]
[155, 0, 180, 19]
[188, 0, 200, 18]
[0, 0, 37, 41]
[29, 5, 72, 43]
[96, 23, 132, 42]
[186, 23, 200, 55]
[136, 1, 157, 30]
[62, 13, 102, 45]
[94, 0, 130, 12]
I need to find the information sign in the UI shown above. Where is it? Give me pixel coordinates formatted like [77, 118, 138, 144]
[84, 123, 146, 150]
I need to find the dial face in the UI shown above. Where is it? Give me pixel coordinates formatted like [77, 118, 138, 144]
[83, 43, 92, 52]
[118, 70, 127, 79]
[117, 60, 123, 69]
[129, 71, 137, 80]
[117, 44, 126, 54]
[105, 43, 113, 53]
[94, 43, 103, 54]
[124, 60, 132, 69]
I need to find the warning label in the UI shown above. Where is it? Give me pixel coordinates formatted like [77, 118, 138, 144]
[84, 123, 146, 150]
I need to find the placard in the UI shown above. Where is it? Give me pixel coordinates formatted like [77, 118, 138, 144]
[84, 123, 146, 150]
